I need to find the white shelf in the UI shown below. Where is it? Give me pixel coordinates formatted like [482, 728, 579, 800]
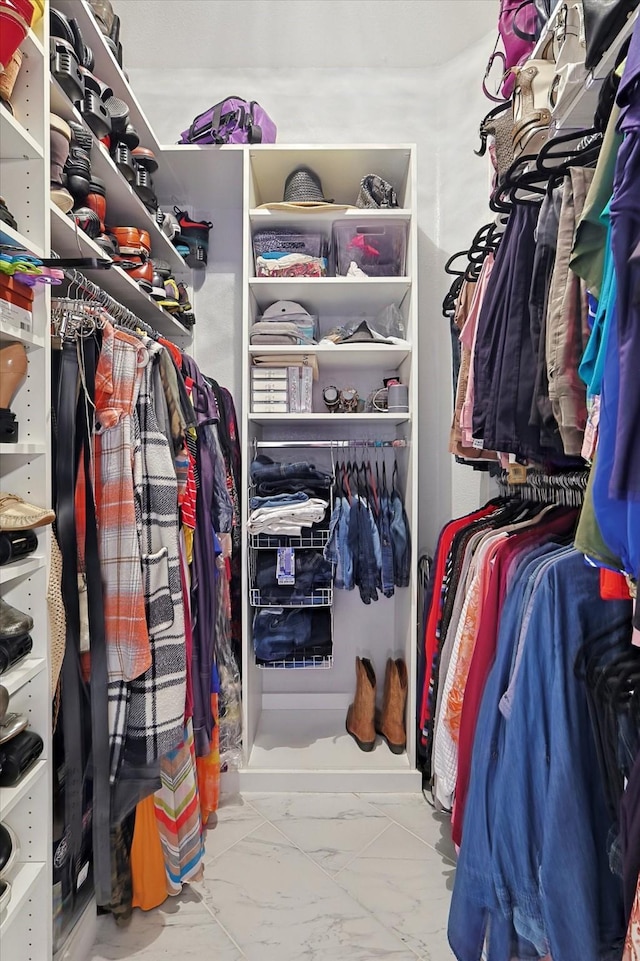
[0, 444, 45, 456]
[0, 105, 43, 161]
[0, 321, 44, 350]
[50, 204, 193, 340]
[244, 709, 420, 791]
[0, 862, 46, 934]
[0, 556, 45, 587]
[249, 277, 412, 312]
[1, 658, 46, 699]
[23, 27, 45, 61]
[249, 208, 412, 227]
[0, 760, 46, 820]
[0, 223, 44, 259]
[249, 411, 411, 425]
[249, 343, 411, 370]
[49, 78, 189, 275]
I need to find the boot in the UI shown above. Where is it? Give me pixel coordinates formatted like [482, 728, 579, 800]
[375, 658, 408, 754]
[346, 656, 376, 752]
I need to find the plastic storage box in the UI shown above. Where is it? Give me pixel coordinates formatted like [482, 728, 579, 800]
[253, 229, 329, 277]
[332, 220, 408, 277]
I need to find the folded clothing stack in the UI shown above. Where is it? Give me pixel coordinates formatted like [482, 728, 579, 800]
[253, 607, 332, 663]
[250, 455, 332, 499]
[253, 230, 328, 278]
[247, 496, 328, 536]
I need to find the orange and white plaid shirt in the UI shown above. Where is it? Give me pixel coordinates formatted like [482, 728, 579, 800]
[94, 322, 150, 681]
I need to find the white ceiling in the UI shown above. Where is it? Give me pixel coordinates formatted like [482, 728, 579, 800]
[112, 0, 498, 70]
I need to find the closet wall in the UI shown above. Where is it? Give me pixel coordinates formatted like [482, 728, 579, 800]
[119, 0, 497, 551]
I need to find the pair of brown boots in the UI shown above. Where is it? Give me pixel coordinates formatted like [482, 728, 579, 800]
[346, 656, 408, 754]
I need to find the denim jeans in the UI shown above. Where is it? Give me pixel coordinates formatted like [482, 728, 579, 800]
[348, 495, 382, 604]
[252, 608, 331, 660]
[390, 489, 410, 588]
[249, 491, 310, 510]
[377, 493, 395, 598]
[254, 550, 332, 603]
[250, 456, 332, 497]
[324, 497, 353, 591]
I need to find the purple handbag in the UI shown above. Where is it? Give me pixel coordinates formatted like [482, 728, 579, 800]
[178, 98, 276, 145]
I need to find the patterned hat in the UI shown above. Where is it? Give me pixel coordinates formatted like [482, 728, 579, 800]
[282, 166, 334, 206]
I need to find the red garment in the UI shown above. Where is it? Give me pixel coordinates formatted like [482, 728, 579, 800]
[452, 510, 577, 846]
[419, 506, 496, 735]
[600, 567, 632, 601]
[158, 336, 182, 367]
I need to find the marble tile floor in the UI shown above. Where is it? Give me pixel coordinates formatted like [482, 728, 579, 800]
[90, 792, 457, 961]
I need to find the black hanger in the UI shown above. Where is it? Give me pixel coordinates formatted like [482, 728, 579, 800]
[475, 100, 513, 157]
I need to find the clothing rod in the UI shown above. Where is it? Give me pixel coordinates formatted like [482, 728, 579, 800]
[254, 439, 408, 449]
[58, 266, 157, 336]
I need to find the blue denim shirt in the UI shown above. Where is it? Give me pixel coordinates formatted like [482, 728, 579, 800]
[449, 549, 630, 961]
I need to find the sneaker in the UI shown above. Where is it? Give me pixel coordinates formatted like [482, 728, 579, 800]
[176, 282, 192, 313]
[0, 878, 11, 914]
[0, 822, 18, 879]
[0, 494, 55, 531]
[155, 208, 179, 241]
[0, 713, 28, 745]
[174, 207, 212, 269]
[0, 198, 17, 231]
[158, 277, 180, 312]
[72, 207, 101, 240]
[0, 598, 34, 640]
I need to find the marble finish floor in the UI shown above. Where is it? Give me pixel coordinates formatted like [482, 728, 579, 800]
[90, 792, 456, 961]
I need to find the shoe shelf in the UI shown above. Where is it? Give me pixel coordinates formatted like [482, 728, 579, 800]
[248, 412, 412, 425]
[23, 26, 46, 62]
[0, 657, 46, 699]
[0, 104, 44, 162]
[248, 277, 412, 312]
[0, 861, 46, 935]
[0, 759, 47, 820]
[248, 344, 411, 370]
[0, 444, 46, 456]
[0, 224, 44, 260]
[53, 0, 165, 160]
[0, 320, 45, 351]
[0, 556, 46, 587]
[49, 78, 188, 276]
[50, 203, 193, 340]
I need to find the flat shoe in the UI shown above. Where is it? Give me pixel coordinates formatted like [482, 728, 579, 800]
[0, 822, 19, 879]
[0, 598, 34, 640]
[0, 493, 55, 531]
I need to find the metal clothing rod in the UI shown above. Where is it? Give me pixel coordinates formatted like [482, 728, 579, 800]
[254, 439, 409, 449]
[60, 267, 157, 336]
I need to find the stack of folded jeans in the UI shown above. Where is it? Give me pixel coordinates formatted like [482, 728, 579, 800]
[253, 607, 332, 663]
[253, 549, 332, 604]
[251, 455, 332, 498]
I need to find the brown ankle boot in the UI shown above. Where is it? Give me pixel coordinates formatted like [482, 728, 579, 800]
[346, 656, 376, 752]
[376, 658, 408, 754]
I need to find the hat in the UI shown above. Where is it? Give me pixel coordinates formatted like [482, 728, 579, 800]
[257, 168, 356, 213]
[283, 166, 333, 206]
[262, 300, 312, 320]
[342, 321, 394, 344]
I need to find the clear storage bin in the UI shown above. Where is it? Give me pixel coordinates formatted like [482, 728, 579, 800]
[253, 229, 329, 277]
[332, 221, 408, 277]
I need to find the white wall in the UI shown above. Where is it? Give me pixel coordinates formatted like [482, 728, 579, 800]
[122, 3, 497, 552]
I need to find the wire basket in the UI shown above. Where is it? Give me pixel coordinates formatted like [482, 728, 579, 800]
[249, 586, 333, 608]
[256, 652, 334, 670]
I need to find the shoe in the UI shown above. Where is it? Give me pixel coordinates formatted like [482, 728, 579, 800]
[0, 48, 22, 113]
[94, 232, 118, 259]
[0, 494, 55, 531]
[0, 598, 33, 640]
[0, 823, 18, 879]
[0, 198, 17, 230]
[0, 878, 11, 915]
[0, 712, 28, 745]
[73, 207, 101, 240]
[156, 208, 179, 240]
[132, 164, 156, 206]
[346, 656, 377, 752]
[50, 114, 74, 214]
[105, 94, 129, 136]
[84, 176, 106, 232]
[158, 277, 180, 311]
[110, 226, 151, 259]
[64, 145, 91, 200]
[132, 146, 158, 173]
[375, 658, 408, 754]
[49, 36, 83, 103]
[0, 530, 37, 566]
[149, 261, 167, 300]
[176, 282, 192, 313]
[112, 140, 135, 182]
[0, 343, 27, 410]
[0, 729, 43, 785]
[0, 634, 33, 675]
[0, 686, 7, 722]
[174, 207, 212, 269]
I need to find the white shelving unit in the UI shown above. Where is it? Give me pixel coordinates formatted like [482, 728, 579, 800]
[0, 7, 52, 960]
[240, 145, 421, 792]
